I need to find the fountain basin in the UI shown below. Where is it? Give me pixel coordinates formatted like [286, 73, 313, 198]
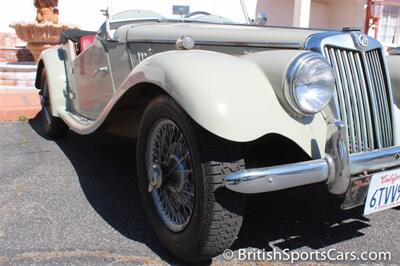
[10, 22, 78, 62]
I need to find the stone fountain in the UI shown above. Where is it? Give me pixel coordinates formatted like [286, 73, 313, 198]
[10, 0, 78, 62]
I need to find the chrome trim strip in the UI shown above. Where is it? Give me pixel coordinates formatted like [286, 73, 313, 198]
[130, 39, 303, 49]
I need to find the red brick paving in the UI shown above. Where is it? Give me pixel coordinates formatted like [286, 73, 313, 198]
[0, 89, 41, 121]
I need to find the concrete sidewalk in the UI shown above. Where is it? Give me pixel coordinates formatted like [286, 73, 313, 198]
[0, 61, 40, 121]
[0, 89, 40, 121]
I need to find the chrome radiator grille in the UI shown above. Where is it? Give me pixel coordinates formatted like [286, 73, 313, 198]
[324, 47, 393, 153]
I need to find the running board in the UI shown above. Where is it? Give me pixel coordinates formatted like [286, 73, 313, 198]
[58, 109, 96, 134]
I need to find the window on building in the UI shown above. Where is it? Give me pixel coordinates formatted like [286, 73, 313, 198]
[379, 5, 400, 46]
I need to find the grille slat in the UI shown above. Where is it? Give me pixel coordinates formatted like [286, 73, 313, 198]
[324, 47, 393, 153]
[342, 50, 362, 152]
[335, 49, 357, 152]
[326, 47, 350, 144]
[367, 52, 386, 147]
[373, 53, 389, 146]
[371, 50, 392, 146]
[354, 53, 375, 150]
[362, 52, 383, 148]
[324, 48, 341, 119]
[347, 52, 368, 150]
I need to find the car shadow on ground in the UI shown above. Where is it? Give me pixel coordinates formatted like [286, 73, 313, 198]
[29, 114, 374, 265]
[234, 186, 370, 252]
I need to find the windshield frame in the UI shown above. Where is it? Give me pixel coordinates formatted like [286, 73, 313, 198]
[108, 0, 254, 26]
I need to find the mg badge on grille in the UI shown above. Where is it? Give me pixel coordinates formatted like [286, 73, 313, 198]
[354, 33, 369, 49]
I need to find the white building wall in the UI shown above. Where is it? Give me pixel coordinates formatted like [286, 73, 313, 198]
[328, 0, 366, 30]
[309, 0, 330, 28]
[256, 0, 295, 26]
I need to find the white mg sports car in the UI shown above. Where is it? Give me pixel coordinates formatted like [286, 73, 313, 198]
[35, 0, 400, 262]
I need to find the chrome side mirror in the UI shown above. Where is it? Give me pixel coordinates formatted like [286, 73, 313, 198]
[255, 11, 267, 25]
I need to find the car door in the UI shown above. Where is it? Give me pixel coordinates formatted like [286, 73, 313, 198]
[73, 38, 115, 120]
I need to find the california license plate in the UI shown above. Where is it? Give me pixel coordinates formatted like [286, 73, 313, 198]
[364, 168, 400, 215]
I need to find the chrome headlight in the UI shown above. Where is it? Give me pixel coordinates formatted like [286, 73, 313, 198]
[284, 52, 335, 116]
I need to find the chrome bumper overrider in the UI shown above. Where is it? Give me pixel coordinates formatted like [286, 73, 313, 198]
[224, 120, 400, 195]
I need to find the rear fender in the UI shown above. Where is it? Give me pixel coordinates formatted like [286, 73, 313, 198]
[36, 48, 67, 117]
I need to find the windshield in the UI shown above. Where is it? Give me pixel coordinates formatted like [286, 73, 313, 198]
[109, 0, 258, 25]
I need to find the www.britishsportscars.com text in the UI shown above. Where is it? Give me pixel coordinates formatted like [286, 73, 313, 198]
[222, 248, 392, 262]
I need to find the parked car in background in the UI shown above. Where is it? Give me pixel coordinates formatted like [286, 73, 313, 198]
[35, 1, 400, 262]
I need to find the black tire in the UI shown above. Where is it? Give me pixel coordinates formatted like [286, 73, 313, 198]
[137, 95, 245, 262]
[39, 68, 69, 139]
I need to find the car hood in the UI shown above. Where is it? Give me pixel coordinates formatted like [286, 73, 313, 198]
[124, 22, 327, 47]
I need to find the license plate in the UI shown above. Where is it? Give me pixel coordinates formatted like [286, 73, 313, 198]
[364, 168, 400, 215]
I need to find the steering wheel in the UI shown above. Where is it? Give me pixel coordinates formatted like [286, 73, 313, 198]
[184, 11, 211, 18]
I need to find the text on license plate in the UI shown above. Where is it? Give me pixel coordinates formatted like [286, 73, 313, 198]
[364, 168, 400, 215]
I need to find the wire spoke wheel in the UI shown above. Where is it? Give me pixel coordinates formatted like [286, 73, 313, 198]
[146, 119, 195, 232]
[138, 96, 245, 262]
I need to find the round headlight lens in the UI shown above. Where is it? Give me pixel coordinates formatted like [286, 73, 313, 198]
[285, 53, 335, 116]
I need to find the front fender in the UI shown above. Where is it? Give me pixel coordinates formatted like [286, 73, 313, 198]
[119, 50, 327, 158]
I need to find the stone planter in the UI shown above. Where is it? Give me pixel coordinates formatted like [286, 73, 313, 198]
[10, 22, 78, 62]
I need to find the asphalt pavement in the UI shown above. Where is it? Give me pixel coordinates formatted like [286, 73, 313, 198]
[0, 116, 399, 265]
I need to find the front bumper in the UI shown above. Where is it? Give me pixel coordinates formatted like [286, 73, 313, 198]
[224, 120, 400, 195]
